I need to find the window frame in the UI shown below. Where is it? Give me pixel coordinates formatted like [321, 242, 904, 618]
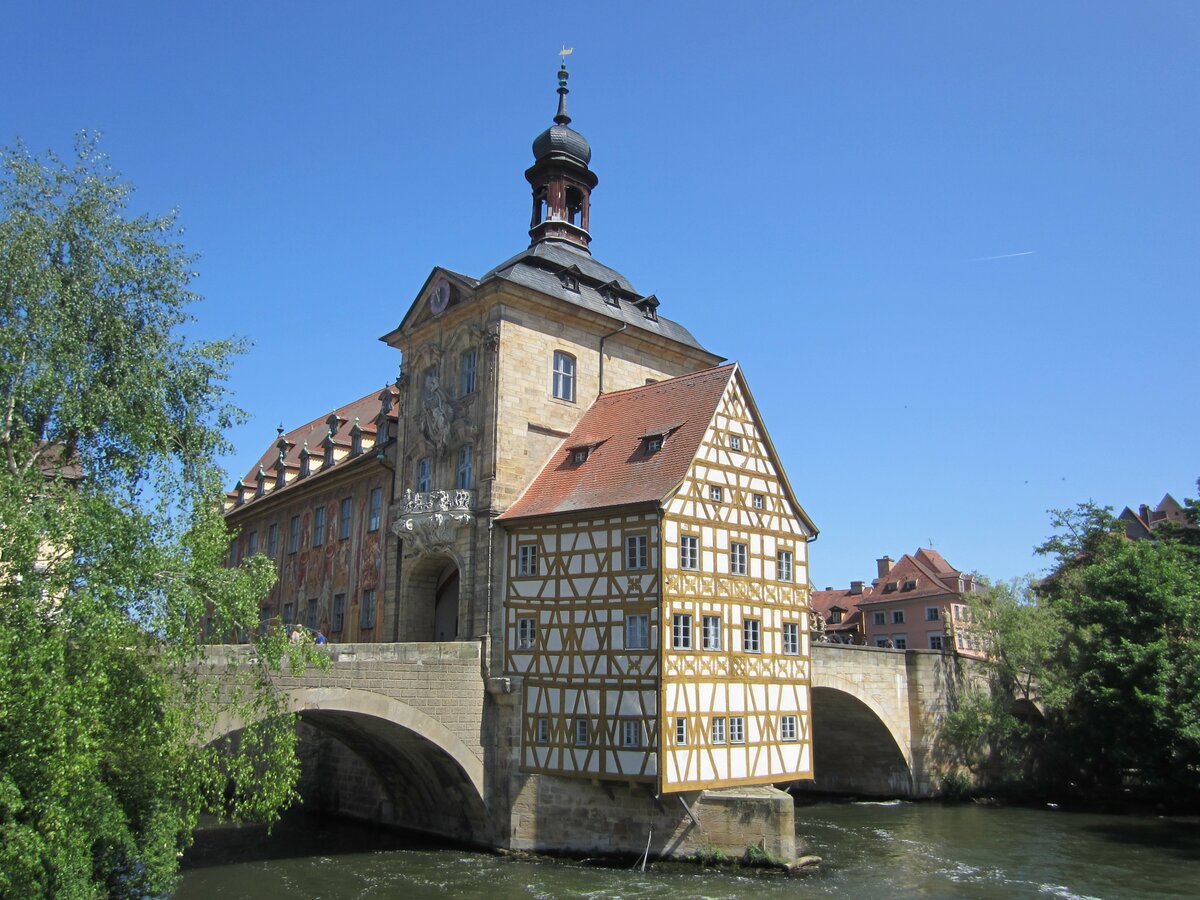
[711, 716, 726, 744]
[872, 611, 886, 626]
[730, 541, 748, 576]
[672, 613, 693, 650]
[306, 598, 319, 630]
[368, 487, 383, 532]
[752, 493, 765, 510]
[574, 718, 588, 746]
[709, 484, 723, 502]
[552, 350, 576, 402]
[267, 522, 278, 558]
[743, 617, 761, 653]
[360, 588, 377, 629]
[516, 616, 537, 650]
[625, 533, 648, 570]
[289, 515, 300, 554]
[460, 348, 477, 397]
[702, 614, 722, 651]
[624, 613, 649, 650]
[729, 716, 745, 744]
[777, 549, 793, 582]
[680, 534, 699, 570]
[780, 715, 798, 742]
[332, 593, 346, 633]
[339, 497, 353, 540]
[536, 717, 550, 744]
[457, 444, 473, 490]
[415, 456, 432, 493]
[675, 717, 687, 745]
[729, 434, 742, 451]
[929, 633, 944, 651]
[892, 610, 905, 625]
[517, 543, 538, 576]
[621, 719, 641, 748]
[926, 606, 940, 621]
[313, 506, 326, 547]
[782, 621, 800, 655]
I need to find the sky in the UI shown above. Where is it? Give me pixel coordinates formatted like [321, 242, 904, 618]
[5, 1, 1197, 590]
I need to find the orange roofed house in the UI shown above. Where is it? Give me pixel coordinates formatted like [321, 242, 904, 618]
[813, 548, 984, 658]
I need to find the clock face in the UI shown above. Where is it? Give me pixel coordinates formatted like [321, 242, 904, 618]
[430, 278, 450, 315]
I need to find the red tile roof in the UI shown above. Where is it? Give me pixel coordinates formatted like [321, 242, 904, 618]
[858, 549, 964, 606]
[499, 365, 738, 521]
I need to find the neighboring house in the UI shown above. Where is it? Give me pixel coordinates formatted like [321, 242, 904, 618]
[222, 388, 398, 641]
[1119, 494, 1193, 540]
[498, 364, 817, 790]
[223, 62, 820, 796]
[815, 550, 983, 657]
[810, 580, 870, 644]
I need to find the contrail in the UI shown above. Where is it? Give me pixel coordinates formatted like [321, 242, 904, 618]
[970, 250, 1037, 262]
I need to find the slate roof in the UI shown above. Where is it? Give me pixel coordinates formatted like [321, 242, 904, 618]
[499, 364, 738, 522]
[225, 386, 398, 512]
[482, 241, 713, 354]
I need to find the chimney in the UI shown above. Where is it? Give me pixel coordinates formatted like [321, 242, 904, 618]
[877, 556, 894, 579]
[1139, 504, 1151, 522]
[850, 580, 864, 595]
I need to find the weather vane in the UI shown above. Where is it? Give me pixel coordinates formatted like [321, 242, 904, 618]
[560, 45, 573, 60]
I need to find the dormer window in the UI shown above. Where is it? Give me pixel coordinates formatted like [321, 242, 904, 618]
[829, 609, 844, 624]
[376, 418, 389, 444]
[560, 273, 579, 292]
[903, 578, 918, 591]
[646, 436, 662, 453]
[351, 419, 363, 456]
[572, 448, 589, 465]
[299, 444, 311, 478]
[323, 439, 334, 469]
[884, 581, 898, 593]
[600, 282, 621, 306]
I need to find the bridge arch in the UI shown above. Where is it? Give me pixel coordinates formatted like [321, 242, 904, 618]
[212, 686, 488, 843]
[806, 667, 914, 797]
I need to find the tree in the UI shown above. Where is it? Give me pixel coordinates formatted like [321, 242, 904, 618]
[0, 135, 316, 897]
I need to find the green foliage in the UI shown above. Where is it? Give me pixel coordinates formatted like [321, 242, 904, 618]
[0, 135, 317, 897]
[939, 770, 974, 801]
[955, 499, 1200, 807]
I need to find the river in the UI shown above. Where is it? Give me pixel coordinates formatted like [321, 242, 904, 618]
[176, 800, 1200, 899]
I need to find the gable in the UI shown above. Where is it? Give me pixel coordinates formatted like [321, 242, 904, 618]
[380, 267, 481, 346]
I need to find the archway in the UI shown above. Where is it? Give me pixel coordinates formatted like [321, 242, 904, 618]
[211, 687, 488, 844]
[798, 687, 913, 797]
[401, 553, 460, 641]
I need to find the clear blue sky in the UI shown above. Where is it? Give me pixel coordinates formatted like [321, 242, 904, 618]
[6, 2, 1197, 589]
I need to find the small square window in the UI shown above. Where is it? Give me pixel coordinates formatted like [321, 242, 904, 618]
[894, 636, 908, 650]
[625, 534, 648, 570]
[781, 715, 798, 742]
[743, 618, 761, 653]
[646, 435, 662, 453]
[517, 617, 537, 650]
[711, 716, 726, 744]
[729, 716, 745, 744]
[752, 493, 764, 510]
[672, 613, 692, 650]
[709, 485, 723, 502]
[729, 434, 742, 451]
[929, 633, 944, 651]
[572, 448, 589, 464]
[518, 544, 538, 576]
[680, 535, 699, 570]
[730, 541, 747, 576]
[625, 614, 649, 650]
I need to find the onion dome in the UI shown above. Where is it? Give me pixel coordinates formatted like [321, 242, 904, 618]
[532, 62, 592, 165]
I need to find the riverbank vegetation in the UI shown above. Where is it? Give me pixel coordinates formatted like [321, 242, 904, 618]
[942, 493, 1200, 810]
[0, 137, 319, 898]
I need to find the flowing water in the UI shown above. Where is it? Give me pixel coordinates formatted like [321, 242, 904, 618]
[176, 800, 1200, 899]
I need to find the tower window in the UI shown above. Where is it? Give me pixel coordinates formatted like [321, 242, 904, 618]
[566, 186, 584, 227]
[552, 351, 576, 402]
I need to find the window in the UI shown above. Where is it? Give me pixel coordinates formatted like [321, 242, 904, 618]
[926, 607, 940, 621]
[743, 618, 761, 653]
[313, 507, 326, 547]
[730, 542, 747, 576]
[892, 610, 905, 625]
[672, 613, 692, 650]
[552, 351, 576, 402]
[457, 445, 473, 490]
[752, 493, 764, 510]
[306, 598, 319, 630]
[622, 720, 641, 748]
[780, 715, 798, 742]
[267, 523, 278, 558]
[228, 537, 238, 567]
[828, 609, 843, 624]
[360, 589, 376, 629]
[571, 448, 589, 464]
[332, 594, 345, 633]
[460, 349, 477, 396]
[625, 614, 649, 650]
[247, 531, 258, 557]
[339, 497, 353, 540]
[675, 717, 687, 745]
[574, 719, 588, 746]
[702, 615, 722, 651]
[517, 617, 537, 650]
[289, 515, 300, 554]
[729, 434, 742, 451]
[680, 535, 699, 570]
[416, 457, 432, 493]
[518, 544, 538, 576]
[536, 717, 549, 744]
[783, 621, 800, 655]
[709, 485, 723, 502]
[646, 435, 662, 453]
[893, 636, 907, 650]
[377, 418, 389, 444]
[368, 487, 383, 532]
[711, 716, 726, 744]
[778, 549, 793, 582]
[729, 716, 745, 744]
[875, 637, 889, 648]
[872, 611, 885, 626]
[929, 633, 944, 651]
[282, 601, 295, 625]
[625, 534, 647, 570]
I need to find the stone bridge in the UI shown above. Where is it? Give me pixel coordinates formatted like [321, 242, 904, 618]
[201, 639, 987, 851]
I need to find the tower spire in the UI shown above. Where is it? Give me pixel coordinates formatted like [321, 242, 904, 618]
[526, 50, 598, 252]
